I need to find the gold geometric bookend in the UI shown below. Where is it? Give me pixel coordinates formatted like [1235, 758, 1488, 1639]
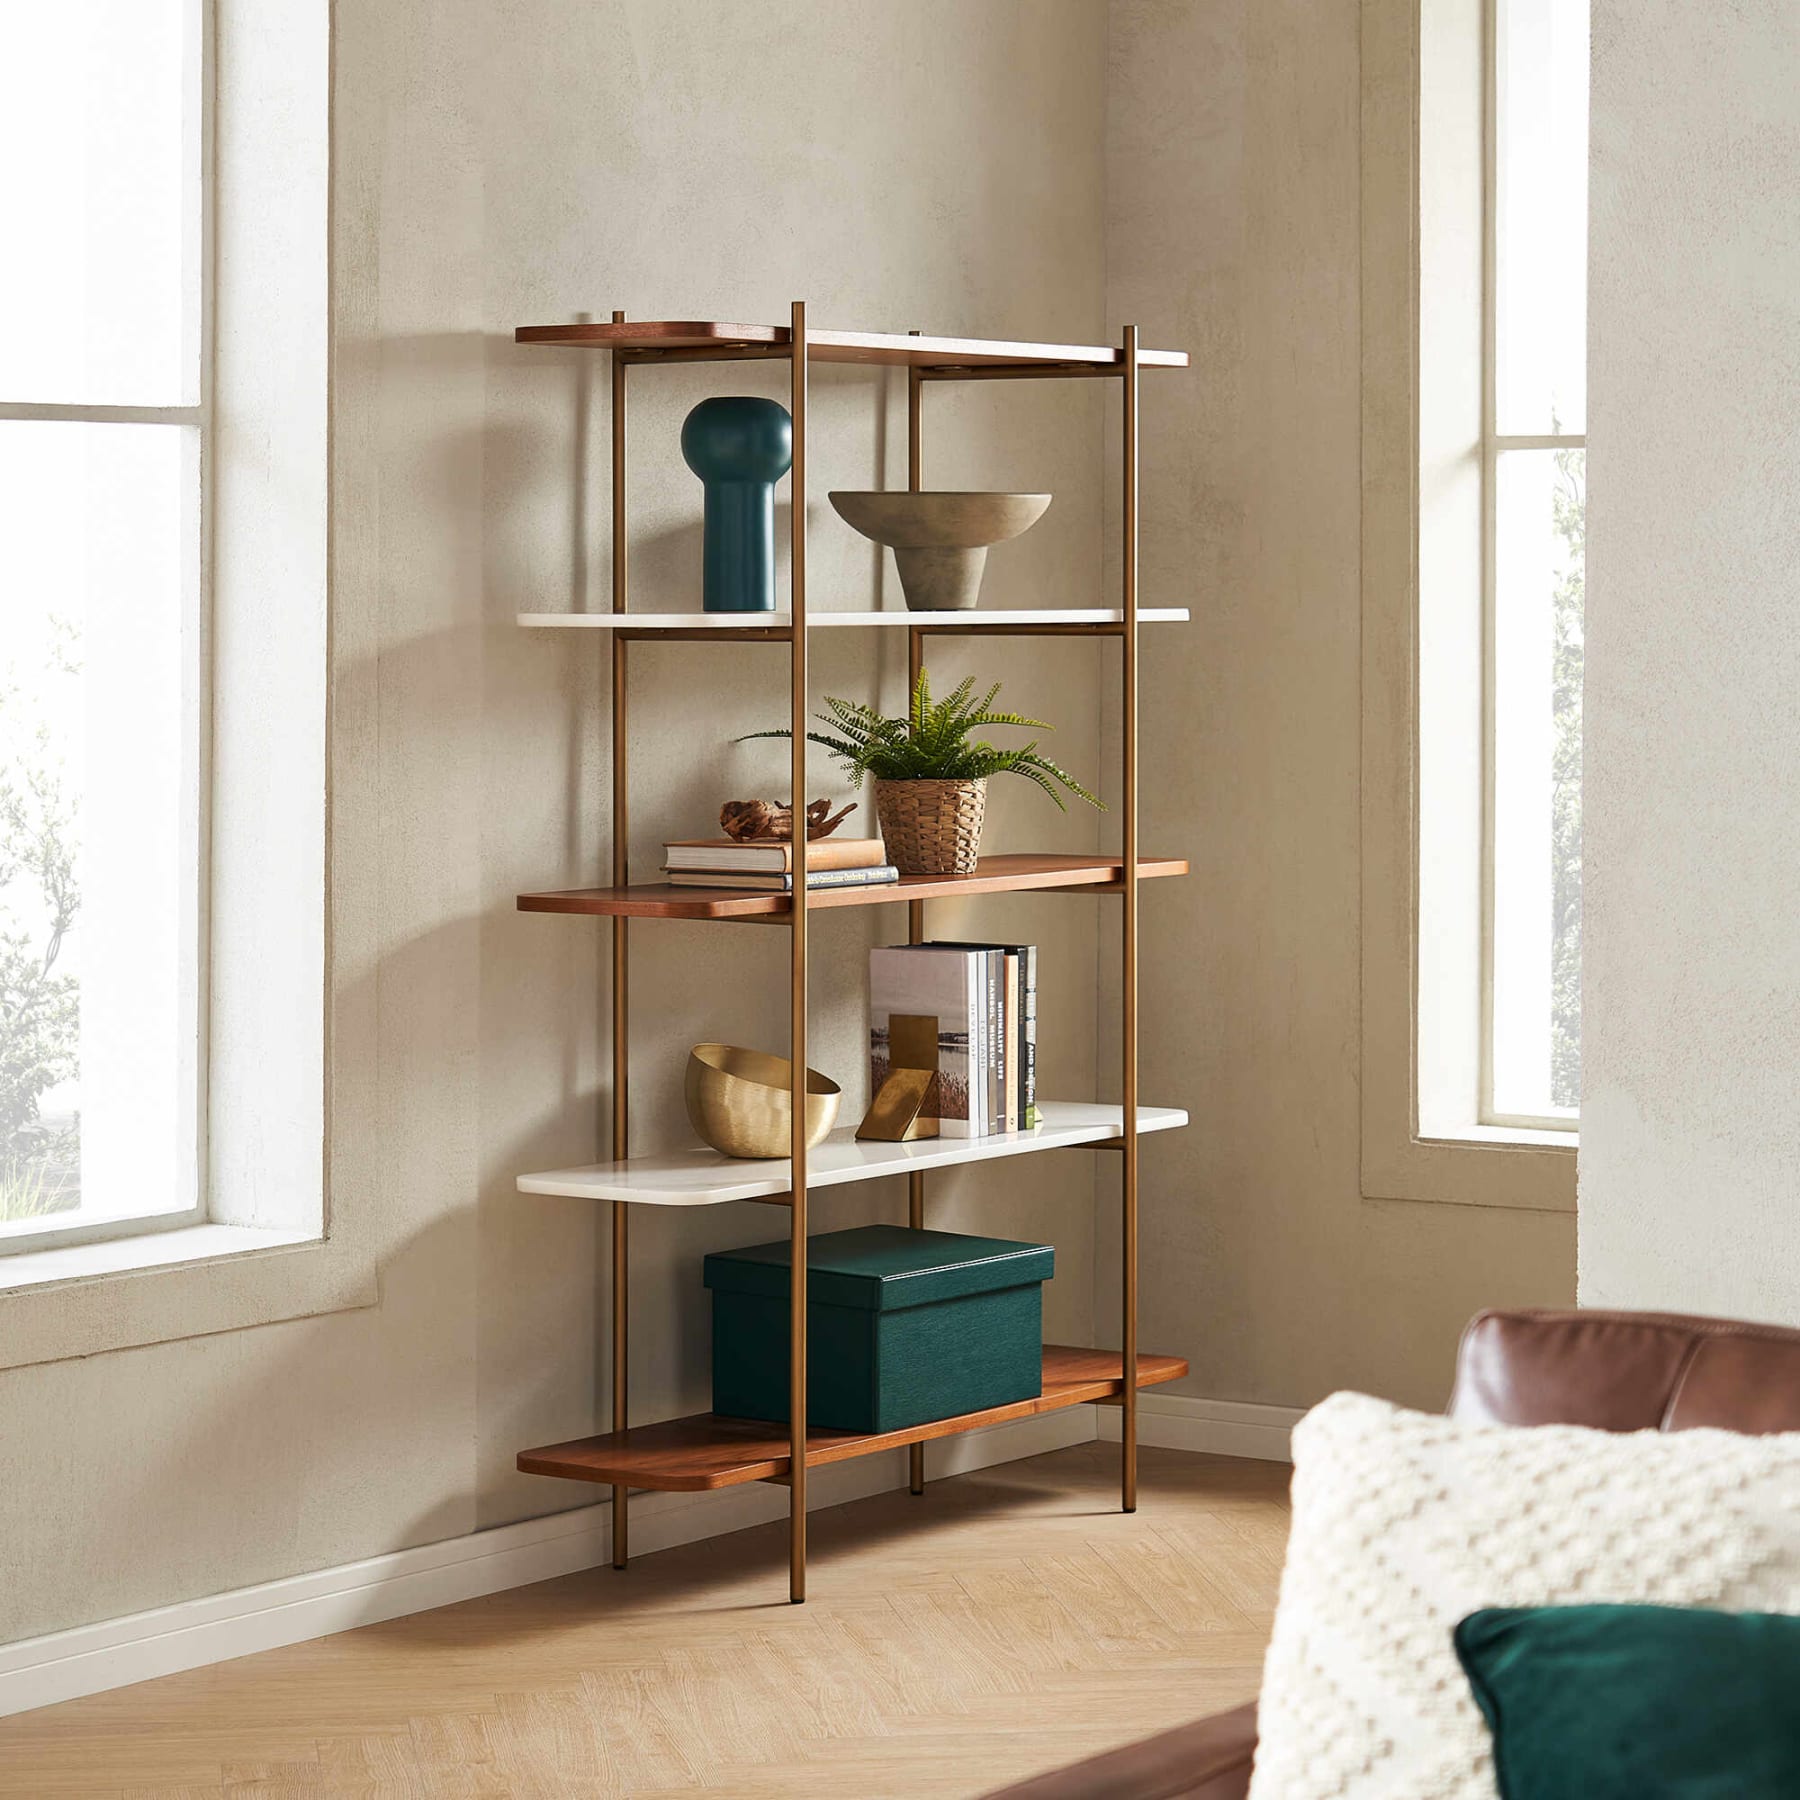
[857, 1013, 942, 1142]
[857, 1066, 940, 1142]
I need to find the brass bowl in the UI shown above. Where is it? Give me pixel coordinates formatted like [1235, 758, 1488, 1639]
[684, 1043, 842, 1160]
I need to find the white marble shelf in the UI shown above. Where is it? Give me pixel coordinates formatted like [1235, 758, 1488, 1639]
[516, 608, 1189, 630]
[516, 1101, 1187, 1206]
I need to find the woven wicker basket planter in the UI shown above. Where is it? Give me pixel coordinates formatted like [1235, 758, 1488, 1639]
[873, 777, 988, 875]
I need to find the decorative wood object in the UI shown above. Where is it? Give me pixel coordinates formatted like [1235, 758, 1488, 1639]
[719, 797, 854, 841]
[509, 310, 1186, 1606]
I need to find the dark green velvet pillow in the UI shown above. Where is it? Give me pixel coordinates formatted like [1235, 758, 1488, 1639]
[1454, 1604, 1800, 1800]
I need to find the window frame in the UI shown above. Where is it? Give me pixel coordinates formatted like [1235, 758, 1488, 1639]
[0, 0, 369, 1363]
[1358, 0, 1576, 1213]
[1478, 0, 1585, 1132]
[0, 0, 214, 1254]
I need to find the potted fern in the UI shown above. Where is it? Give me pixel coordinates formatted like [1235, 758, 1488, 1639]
[744, 668, 1102, 875]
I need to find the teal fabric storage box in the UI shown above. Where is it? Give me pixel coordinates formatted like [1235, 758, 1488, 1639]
[704, 1224, 1054, 1433]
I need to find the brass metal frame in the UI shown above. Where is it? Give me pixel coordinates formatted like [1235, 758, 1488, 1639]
[914, 621, 1136, 637]
[616, 626, 792, 643]
[787, 299, 811, 1602]
[1121, 324, 1141, 1513]
[914, 364, 1127, 383]
[616, 345, 798, 368]
[586, 302, 1149, 1600]
[906, 335, 928, 1499]
[609, 310, 631, 1569]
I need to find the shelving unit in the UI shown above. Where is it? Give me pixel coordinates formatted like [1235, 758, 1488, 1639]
[513, 307, 1190, 1604]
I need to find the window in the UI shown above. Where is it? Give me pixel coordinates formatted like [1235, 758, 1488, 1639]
[1486, 0, 1586, 1127]
[1, 0, 345, 1357]
[1361, 0, 1576, 1209]
[0, 3, 207, 1250]
[1408, 0, 1586, 1154]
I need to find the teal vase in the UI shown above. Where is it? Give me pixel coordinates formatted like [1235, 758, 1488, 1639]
[680, 396, 794, 613]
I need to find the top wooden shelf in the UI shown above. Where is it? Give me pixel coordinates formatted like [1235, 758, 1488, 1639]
[514, 320, 1188, 378]
[519, 853, 1188, 920]
[516, 607, 1190, 635]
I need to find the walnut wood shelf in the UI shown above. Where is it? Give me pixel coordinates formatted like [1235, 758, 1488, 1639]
[515, 319, 1187, 378]
[516, 607, 1190, 635]
[517, 1346, 1190, 1492]
[518, 853, 1189, 920]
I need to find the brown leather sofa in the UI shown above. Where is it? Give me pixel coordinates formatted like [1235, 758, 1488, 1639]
[990, 1307, 1800, 1800]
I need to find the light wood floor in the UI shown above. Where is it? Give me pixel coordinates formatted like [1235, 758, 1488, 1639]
[0, 1442, 1291, 1799]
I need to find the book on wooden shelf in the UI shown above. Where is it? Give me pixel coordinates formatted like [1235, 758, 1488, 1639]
[925, 941, 1038, 1130]
[663, 835, 885, 873]
[666, 864, 900, 891]
[869, 945, 984, 1137]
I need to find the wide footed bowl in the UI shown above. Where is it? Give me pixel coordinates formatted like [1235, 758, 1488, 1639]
[685, 1043, 842, 1159]
[828, 491, 1052, 610]
[828, 491, 1051, 550]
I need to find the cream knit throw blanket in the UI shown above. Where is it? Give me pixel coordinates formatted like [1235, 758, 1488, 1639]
[1247, 1391, 1800, 1799]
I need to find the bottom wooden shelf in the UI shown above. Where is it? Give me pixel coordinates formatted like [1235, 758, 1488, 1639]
[517, 1345, 1188, 1492]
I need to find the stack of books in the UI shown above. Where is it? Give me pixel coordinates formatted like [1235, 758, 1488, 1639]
[868, 942, 1039, 1138]
[662, 835, 899, 892]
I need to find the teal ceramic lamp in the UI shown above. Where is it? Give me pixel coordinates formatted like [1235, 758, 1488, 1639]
[681, 396, 794, 613]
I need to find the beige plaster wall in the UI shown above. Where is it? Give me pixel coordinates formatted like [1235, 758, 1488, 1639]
[1100, 0, 1574, 1413]
[0, 0, 1620, 1650]
[0, 0, 1113, 1644]
[1579, 1, 1800, 1323]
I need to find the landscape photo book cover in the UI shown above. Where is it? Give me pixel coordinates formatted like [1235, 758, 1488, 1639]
[868, 946, 981, 1136]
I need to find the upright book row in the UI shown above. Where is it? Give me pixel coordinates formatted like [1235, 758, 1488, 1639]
[869, 943, 1039, 1139]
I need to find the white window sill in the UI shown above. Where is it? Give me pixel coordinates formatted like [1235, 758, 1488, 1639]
[1362, 1126, 1577, 1212]
[0, 1222, 376, 1370]
[0, 1223, 321, 1295]
[1421, 1124, 1579, 1150]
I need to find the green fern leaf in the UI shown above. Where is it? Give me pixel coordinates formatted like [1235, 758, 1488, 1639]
[739, 666, 1104, 814]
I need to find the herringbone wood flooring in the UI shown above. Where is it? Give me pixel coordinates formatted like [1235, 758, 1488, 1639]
[0, 1443, 1290, 1798]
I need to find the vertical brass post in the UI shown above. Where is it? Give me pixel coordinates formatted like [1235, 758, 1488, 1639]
[788, 300, 810, 1603]
[907, 338, 923, 498]
[906, 336, 926, 1499]
[609, 310, 631, 1567]
[1121, 325, 1140, 1514]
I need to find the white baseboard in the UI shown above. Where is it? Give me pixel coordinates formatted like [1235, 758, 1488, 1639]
[1099, 1392, 1303, 1462]
[1, 1390, 1294, 1720]
[0, 1404, 1096, 1720]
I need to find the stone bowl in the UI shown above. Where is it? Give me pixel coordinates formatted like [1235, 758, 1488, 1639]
[684, 1042, 842, 1160]
[828, 491, 1052, 610]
